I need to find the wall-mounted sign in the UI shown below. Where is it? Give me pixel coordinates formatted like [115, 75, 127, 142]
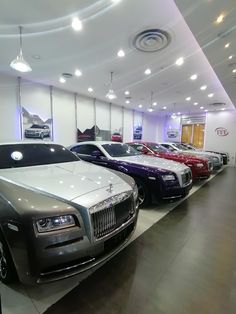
[133, 125, 142, 140]
[167, 129, 179, 139]
[215, 127, 229, 137]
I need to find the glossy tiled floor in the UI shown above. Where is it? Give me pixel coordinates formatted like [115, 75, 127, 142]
[0, 168, 229, 314]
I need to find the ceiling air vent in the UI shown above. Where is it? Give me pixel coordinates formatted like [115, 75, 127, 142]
[209, 102, 226, 107]
[132, 28, 171, 53]
[62, 73, 73, 79]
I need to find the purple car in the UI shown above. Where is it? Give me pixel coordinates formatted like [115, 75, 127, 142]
[69, 141, 192, 206]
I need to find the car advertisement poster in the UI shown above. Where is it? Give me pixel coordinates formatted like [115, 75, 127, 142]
[22, 107, 52, 141]
[133, 124, 142, 140]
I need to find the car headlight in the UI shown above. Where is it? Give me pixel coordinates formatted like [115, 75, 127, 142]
[162, 174, 176, 181]
[36, 215, 76, 233]
[195, 163, 204, 168]
[133, 184, 138, 202]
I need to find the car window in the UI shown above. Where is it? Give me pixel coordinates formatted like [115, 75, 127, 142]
[173, 143, 187, 150]
[102, 143, 140, 157]
[129, 144, 144, 151]
[147, 143, 168, 153]
[0, 144, 79, 169]
[71, 144, 104, 156]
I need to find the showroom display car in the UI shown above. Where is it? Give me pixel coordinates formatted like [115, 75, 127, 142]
[0, 142, 139, 285]
[181, 143, 229, 165]
[25, 124, 50, 139]
[69, 141, 193, 207]
[128, 142, 212, 181]
[160, 142, 223, 170]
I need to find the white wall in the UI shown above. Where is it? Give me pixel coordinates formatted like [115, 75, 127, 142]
[123, 108, 133, 143]
[111, 105, 123, 135]
[52, 88, 76, 146]
[76, 95, 95, 132]
[205, 111, 236, 165]
[0, 75, 20, 141]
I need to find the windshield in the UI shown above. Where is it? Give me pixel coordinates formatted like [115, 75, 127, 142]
[31, 124, 45, 129]
[0, 143, 79, 169]
[173, 143, 188, 150]
[147, 143, 169, 153]
[102, 143, 140, 157]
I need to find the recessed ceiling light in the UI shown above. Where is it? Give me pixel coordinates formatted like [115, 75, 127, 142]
[153, 102, 157, 106]
[194, 102, 198, 106]
[190, 74, 198, 80]
[200, 85, 207, 90]
[200, 106, 204, 110]
[177, 112, 181, 115]
[71, 17, 83, 31]
[186, 97, 191, 101]
[175, 57, 184, 66]
[163, 106, 167, 110]
[204, 109, 208, 112]
[117, 49, 125, 57]
[75, 69, 82, 77]
[112, 0, 121, 4]
[59, 77, 66, 83]
[138, 104, 143, 108]
[148, 108, 154, 112]
[144, 68, 151, 75]
[221, 108, 225, 111]
[88, 87, 93, 92]
[126, 100, 130, 104]
[216, 14, 224, 24]
[229, 55, 233, 60]
[125, 91, 130, 95]
[208, 93, 214, 98]
[233, 69, 236, 73]
[225, 42, 230, 48]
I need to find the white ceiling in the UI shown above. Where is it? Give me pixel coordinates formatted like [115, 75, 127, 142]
[0, 0, 235, 115]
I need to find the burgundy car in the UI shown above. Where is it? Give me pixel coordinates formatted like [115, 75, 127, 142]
[128, 142, 212, 181]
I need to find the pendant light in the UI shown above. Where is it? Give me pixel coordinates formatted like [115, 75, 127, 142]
[106, 72, 117, 100]
[10, 26, 32, 73]
[147, 91, 154, 112]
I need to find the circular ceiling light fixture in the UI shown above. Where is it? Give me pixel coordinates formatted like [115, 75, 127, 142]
[216, 14, 224, 24]
[59, 77, 66, 83]
[138, 104, 143, 108]
[125, 91, 130, 95]
[163, 106, 167, 110]
[208, 93, 214, 98]
[71, 17, 83, 31]
[144, 68, 151, 75]
[75, 69, 82, 77]
[200, 85, 207, 90]
[117, 49, 125, 57]
[126, 100, 130, 104]
[200, 106, 204, 110]
[194, 102, 198, 106]
[232, 69, 236, 73]
[225, 42, 230, 48]
[153, 102, 157, 106]
[88, 87, 93, 92]
[132, 28, 171, 53]
[229, 55, 233, 60]
[175, 57, 184, 66]
[185, 97, 191, 101]
[148, 108, 154, 112]
[190, 74, 198, 80]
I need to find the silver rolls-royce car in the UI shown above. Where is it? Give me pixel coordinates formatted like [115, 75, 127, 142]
[0, 142, 139, 285]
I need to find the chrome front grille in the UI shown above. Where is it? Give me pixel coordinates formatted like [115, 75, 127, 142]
[92, 207, 116, 239]
[92, 197, 134, 240]
[181, 170, 192, 186]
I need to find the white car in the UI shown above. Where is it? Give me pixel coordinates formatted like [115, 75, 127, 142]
[160, 142, 223, 170]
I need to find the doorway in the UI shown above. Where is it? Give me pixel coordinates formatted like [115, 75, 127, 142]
[181, 124, 205, 148]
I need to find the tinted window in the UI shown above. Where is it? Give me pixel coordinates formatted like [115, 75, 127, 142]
[0, 144, 79, 169]
[173, 143, 187, 150]
[129, 144, 144, 151]
[102, 143, 140, 157]
[71, 144, 103, 156]
[31, 124, 45, 129]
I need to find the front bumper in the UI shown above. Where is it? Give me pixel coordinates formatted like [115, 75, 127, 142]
[151, 180, 192, 200]
[6, 211, 138, 285]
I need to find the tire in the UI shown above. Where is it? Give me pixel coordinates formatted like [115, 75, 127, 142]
[134, 178, 151, 207]
[0, 233, 18, 284]
[40, 133, 44, 139]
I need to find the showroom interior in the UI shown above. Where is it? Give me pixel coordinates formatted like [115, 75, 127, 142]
[0, 0, 236, 313]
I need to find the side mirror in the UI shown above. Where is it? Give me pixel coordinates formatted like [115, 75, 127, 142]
[91, 150, 103, 158]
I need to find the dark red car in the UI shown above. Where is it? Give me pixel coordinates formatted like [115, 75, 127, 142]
[128, 142, 212, 181]
[111, 132, 123, 142]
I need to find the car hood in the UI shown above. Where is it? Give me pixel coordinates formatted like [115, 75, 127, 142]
[116, 155, 188, 173]
[0, 161, 128, 201]
[181, 150, 219, 160]
[155, 152, 206, 163]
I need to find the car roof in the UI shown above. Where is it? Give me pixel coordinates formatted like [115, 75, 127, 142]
[0, 141, 59, 146]
[72, 141, 126, 146]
